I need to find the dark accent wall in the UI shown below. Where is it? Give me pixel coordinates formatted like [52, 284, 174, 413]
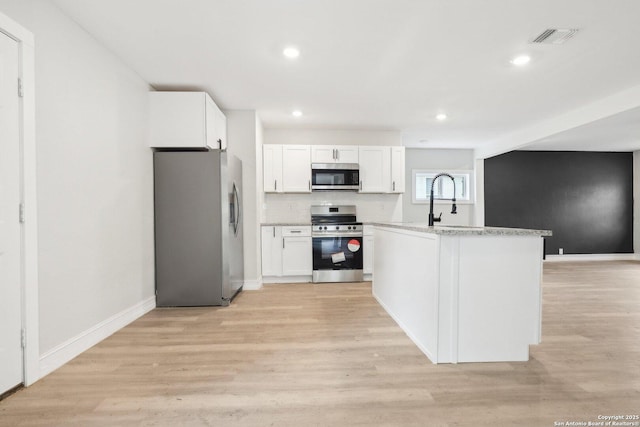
[484, 151, 633, 255]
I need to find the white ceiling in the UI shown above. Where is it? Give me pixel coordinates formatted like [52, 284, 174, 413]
[52, 0, 640, 154]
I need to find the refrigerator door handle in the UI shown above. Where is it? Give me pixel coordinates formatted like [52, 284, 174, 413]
[232, 182, 241, 236]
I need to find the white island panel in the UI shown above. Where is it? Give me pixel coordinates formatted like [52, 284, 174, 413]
[373, 227, 440, 362]
[456, 235, 542, 362]
[372, 223, 547, 364]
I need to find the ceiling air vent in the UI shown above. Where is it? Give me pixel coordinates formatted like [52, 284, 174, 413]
[531, 28, 580, 44]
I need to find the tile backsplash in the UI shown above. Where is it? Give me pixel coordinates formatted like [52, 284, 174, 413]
[263, 192, 403, 223]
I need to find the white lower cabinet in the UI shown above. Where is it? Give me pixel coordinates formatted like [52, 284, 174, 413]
[261, 226, 283, 276]
[261, 226, 312, 281]
[363, 225, 375, 276]
[282, 236, 312, 275]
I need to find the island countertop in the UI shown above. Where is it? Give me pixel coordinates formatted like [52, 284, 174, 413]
[370, 222, 552, 237]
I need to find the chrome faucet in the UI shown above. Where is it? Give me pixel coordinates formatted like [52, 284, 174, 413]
[428, 173, 457, 226]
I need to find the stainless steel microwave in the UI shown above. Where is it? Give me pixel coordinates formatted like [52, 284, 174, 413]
[311, 163, 360, 191]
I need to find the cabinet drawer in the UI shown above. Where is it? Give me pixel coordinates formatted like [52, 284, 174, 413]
[282, 226, 311, 237]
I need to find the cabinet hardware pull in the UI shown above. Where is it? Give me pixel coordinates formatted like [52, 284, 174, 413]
[393, 181, 396, 191]
[333, 149, 336, 160]
[290, 230, 301, 233]
[308, 180, 311, 190]
[282, 238, 285, 249]
[273, 227, 275, 238]
[360, 181, 362, 191]
[274, 180, 277, 191]
[335, 149, 339, 160]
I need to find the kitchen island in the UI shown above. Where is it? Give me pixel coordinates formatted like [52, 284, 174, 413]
[371, 223, 551, 364]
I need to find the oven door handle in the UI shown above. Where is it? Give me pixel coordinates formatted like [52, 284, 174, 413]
[312, 232, 363, 238]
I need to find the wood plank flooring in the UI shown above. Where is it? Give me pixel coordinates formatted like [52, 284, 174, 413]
[1, 261, 639, 426]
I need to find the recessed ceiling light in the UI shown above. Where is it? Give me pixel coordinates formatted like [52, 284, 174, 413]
[436, 113, 447, 121]
[510, 55, 531, 66]
[292, 110, 303, 117]
[283, 46, 300, 59]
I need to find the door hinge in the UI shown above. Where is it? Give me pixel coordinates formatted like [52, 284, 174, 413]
[21, 329, 26, 349]
[18, 78, 24, 98]
[19, 203, 25, 223]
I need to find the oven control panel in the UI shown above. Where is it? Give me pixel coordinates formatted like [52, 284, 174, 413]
[313, 224, 363, 233]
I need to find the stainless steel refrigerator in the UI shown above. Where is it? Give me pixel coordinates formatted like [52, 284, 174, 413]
[154, 150, 243, 306]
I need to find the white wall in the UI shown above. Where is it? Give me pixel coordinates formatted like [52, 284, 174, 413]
[262, 129, 403, 224]
[265, 128, 401, 146]
[226, 110, 261, 288]
[403, 148, 476, 224]
[0, 1, 154, 355]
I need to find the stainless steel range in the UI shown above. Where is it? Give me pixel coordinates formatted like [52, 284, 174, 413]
[311, 205, 363, 283]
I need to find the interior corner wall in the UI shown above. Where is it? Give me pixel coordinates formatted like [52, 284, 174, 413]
[485, 151, 633, 255]
[0, 1, 155, 355]
[402, 148, 475, 224]
[255, 115, 264, 279]
[226, 110, 260, 286]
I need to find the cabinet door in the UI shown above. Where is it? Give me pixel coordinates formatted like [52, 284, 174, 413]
[149, 92, 207, 148]
[205, 95, 218, 149]
[213, 104, 227, 150]
[282, 145, 311, 192]
[261, 226, 282, 276]
[311, 146, 336, 163]
[282, 236, 312, 275]
[359, 146, 390, 193]
[363, 235, 374, 275]
[263, 145, 283, 193]
[390, 146, 405, 193]
[335, 146, 359, 163]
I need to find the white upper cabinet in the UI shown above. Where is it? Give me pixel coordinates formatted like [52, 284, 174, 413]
[282, 145, 312, 192]
[149, 91, 226, 149]
[358, 146, 391, 193]
[263, 145, 283, 193]
[263, 145, 311, 193]
[311, 145, 359, 164]
[208, 95, 227, 150]
[390, 146, 405, 193]
[263, 144, 404, 194]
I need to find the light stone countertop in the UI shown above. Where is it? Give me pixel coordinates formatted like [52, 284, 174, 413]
[261, 223, 311, 227]
[370, 222, 552, 237]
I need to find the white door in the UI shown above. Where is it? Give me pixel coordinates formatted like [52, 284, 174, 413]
[0, 32, 23, 394]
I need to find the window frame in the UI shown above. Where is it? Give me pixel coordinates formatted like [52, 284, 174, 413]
[411, 169, 474, 205]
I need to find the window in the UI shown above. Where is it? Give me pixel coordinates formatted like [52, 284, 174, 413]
[412, 170, 473, 204]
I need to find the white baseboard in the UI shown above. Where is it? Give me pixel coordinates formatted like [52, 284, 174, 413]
[545, 253, 639, 262]
[39, 296, 156, 378]
[242, 278, 263, 291]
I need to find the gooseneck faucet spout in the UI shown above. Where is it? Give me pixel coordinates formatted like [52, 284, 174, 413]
[428, 173, 457, 226]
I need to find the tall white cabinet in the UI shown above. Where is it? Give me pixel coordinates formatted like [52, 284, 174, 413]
[149, 91, 226, 149]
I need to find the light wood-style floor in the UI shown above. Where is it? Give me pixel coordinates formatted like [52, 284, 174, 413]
[1, 261, 639, 426]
